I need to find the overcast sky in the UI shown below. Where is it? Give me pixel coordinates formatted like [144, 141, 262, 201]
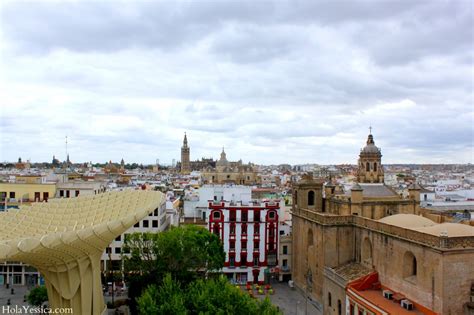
[0, 1, 472, 165]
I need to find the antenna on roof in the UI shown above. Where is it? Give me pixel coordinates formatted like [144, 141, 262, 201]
[65, 136, 68, 160]
[369, 125, 372, 135]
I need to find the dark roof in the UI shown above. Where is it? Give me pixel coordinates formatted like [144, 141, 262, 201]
[345, 183, 399, 198]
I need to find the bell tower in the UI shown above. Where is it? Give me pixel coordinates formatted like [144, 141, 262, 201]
[180, 132, 191, 174]
[357, 128, 384, 183]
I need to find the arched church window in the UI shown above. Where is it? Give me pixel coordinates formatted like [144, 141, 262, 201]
[308, 229, 313, 246]
[366, 162, 370, 172]
[308, 191, 315, 206]
[374, 162, 377, 172]
[403, 251, 417, 278]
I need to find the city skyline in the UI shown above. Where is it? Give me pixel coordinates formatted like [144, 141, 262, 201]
[1, 1, 472, 165]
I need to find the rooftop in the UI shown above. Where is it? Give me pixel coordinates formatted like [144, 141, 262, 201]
[378, 214, 436, 228]
[344, 183, 399, 198]
[414, 223, 474, 237]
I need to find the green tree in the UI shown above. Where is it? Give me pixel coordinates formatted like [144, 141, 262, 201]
[138, 274, 280, 315]
[124, 225, 224, 283]
[137, 274, 186, 315]
[153, 225, 225, 282]
[27, 286, 48, 307]
[124, 226, 225, 314]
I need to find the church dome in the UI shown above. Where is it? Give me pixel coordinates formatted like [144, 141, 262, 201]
[378, 214, 436, 228]
[361, 134, 381, 154]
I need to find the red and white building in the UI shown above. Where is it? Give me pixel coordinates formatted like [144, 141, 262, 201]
[208, 200, 280, 284]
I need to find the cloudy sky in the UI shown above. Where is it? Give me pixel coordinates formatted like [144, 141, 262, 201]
[0, 1, 472, 165]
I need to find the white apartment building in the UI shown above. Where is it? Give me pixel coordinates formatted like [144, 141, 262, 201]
[183, 185, 252, 221]
[101, 196, 168, 270]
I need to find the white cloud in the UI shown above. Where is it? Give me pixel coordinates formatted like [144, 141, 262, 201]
[0, 1, 472, 165]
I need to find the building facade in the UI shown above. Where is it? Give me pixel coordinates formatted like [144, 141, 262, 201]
[202, 148, 258, 185]
[207, 200, 280, 284]
[292, 132, 474, 315]
[101, 195, 168, 270]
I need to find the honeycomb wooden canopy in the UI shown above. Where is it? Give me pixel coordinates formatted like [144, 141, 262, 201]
[0, 189, 164, 315]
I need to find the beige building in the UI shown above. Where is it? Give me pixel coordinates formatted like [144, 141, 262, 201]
[292, 132, 474, 315]
[202, 148, 258, 185]
[0, 182, 57, 207]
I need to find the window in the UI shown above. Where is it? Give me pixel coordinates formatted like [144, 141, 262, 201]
[230, 224, 236, 235]
[75, 190, 80, 197]
[134, 222, 140, 228]
[268, 211, 275, 219]
[229, 256, 235, 267]
[115, 235, 121, 241]
[241, 240, 247, 251]
[366, 162, 370, 172]
[230, 211, 236, 222]
[269, 228, 274, 237]
[282, 259, 287, 267]
[294, 190, 298, 206]
[66, 190, 70, 198]
[253, 256, 259, 266]
[213, 195, 217, 201]
[213, 224, 220, 236]
[241, 253, 247, 264]
[34, 192, 40, 201]
[230, 241, 235, 250]
[254, 210, 260, 222]
[106, 247, 111, 254]
[9, 192, 15, 199]
[254, 241, 259, 250]
[308, 191, 315, 206]
[143, 220, 149, 228]
[43, 192, 49, 201]
[241, 224, 247, 235]
[308, 228, 313, 246]
[59, 190, 64, 197]
[338, 300, 342, 315]
[213, 211, 221, 220]
[254, 224, 260, 235]
[115, 247, 121, 254]
[283, 245, 288, 255]
[152, 220, 158, 228]
[241, 211, 248, 222]
[328, 292, 332, 307]
[227, 175, 230, 179]
[403, 251, 417, 278]
[153, 208, 158, 216]
[374, 162, 377, 172]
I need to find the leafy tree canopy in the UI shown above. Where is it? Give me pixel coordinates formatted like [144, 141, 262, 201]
[27, 286, 48, 307]
[137, 274, 281, 315]
[123, 225, 225, 314]
[124, 225, 225, 282]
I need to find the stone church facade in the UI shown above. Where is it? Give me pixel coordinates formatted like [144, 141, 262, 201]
[292, 132, 474, 315]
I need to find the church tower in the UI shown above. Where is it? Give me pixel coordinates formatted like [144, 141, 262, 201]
[180, 133, 191, 174]
[357, 128, 384, 183]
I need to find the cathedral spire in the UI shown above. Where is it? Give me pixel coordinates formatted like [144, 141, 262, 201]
[183, 132, 188, 148]
[180, 132, 191, 174]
